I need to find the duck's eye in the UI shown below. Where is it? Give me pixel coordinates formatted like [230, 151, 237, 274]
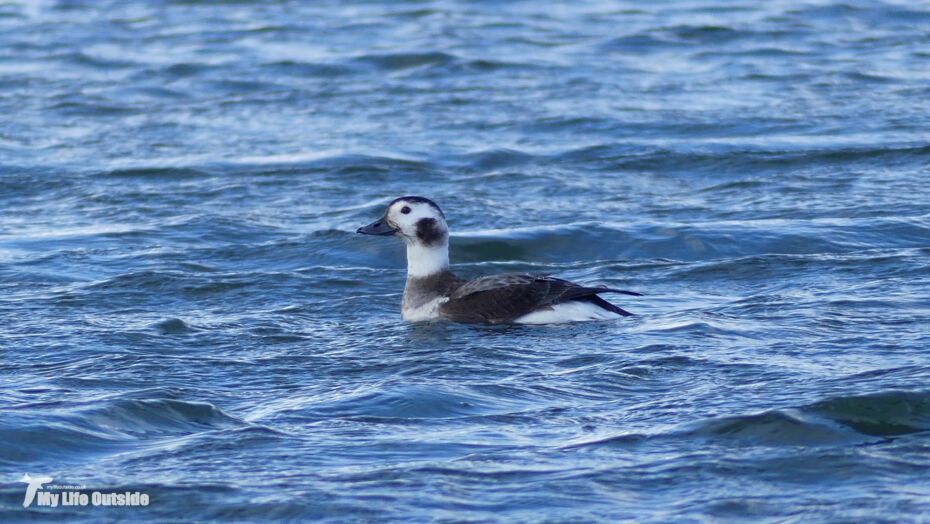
[400, 206, 411, 215]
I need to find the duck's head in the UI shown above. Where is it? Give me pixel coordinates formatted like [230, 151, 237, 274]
[357, 196, 448, 247]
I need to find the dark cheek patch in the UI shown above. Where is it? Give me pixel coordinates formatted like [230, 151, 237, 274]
[415, 218, 445, 246]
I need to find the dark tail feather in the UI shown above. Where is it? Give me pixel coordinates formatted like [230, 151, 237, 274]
[579, 295, 634, 317]
[599, 287, 643, 297]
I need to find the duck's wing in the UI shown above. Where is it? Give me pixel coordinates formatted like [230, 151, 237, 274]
[439, 274, 640, 323]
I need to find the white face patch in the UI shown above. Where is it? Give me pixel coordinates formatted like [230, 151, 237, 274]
[386, 200, 448, 242]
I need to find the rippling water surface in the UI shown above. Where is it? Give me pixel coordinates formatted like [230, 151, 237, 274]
[2, 0, 930, 521]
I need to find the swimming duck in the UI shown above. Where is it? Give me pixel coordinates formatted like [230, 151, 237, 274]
[357, 196, 640, 323]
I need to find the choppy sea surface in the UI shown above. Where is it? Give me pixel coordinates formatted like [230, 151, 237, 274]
[2, 0, 930, 521]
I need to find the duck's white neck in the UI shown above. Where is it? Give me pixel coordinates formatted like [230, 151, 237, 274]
[405, 241, 449, 278]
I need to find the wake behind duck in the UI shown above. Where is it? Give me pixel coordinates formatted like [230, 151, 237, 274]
[357, 196, 641, 324]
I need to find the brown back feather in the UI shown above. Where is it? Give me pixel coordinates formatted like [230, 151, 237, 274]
[440, 274, 621, 323]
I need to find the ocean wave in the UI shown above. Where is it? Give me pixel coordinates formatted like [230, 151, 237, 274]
[96, 167, 214, 179]
[553, 143, 930, 174]
[571, 390, 930, 450]
[293, 384, 530, 422]
[223, 152, 432, 176]
[348, 50, 541, 76]
[82, 398, 243, 437]
[446, 148, 536, 171]
[352, 51, 457, 72]
[449, 220, 927, 263]
[152, 317, 197, 335]
[671, 249, 929, 281]
[0, 397, 244, 465]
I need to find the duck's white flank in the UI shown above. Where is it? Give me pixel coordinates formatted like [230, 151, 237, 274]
[514, 301, 624, 324]
[405, 242, 449, 278]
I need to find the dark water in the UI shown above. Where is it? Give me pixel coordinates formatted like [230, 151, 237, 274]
[2, 0, 930, 521]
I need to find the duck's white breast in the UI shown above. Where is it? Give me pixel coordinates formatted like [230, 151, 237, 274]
[401, 296, 449, 322]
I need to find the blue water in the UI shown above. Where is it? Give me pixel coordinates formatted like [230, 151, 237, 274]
[2, 0, 930, 521]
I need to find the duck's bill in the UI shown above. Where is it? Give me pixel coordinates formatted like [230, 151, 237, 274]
[357, 218, 398, 236]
